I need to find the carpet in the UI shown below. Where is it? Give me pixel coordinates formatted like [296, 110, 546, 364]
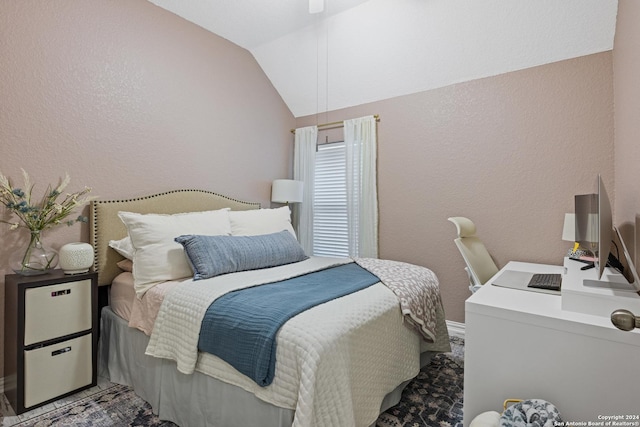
[8, 384, 175, 427]
[376, 336, 464, 427]
[2, 337, 464, 427]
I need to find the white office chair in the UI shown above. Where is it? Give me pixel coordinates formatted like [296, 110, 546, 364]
[448, 217, 499, 293]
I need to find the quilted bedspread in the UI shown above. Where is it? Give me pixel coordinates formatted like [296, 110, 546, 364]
[146, 257, 450, 427]
[199, 263, 380, 387]
[353, 257, 442, 342]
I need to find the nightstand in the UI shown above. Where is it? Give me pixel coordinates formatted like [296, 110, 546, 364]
[4, 270, 98, 415]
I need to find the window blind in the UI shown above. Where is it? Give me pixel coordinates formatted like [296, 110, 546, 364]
[313, 142, 352, 257]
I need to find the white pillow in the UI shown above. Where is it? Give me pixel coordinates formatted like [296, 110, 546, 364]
[109, 236, 135, 260]
[228, 207, 296, 237]
[118, 209, 232, 296]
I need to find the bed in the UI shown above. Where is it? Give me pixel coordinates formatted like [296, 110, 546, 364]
[92, 189, 451, 427]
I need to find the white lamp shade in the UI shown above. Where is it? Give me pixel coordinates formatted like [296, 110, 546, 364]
[562, 213, 576, 242]
[271, 179, 303, 204]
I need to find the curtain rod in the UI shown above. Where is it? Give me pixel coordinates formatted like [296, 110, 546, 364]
[290, 114, 380, 134]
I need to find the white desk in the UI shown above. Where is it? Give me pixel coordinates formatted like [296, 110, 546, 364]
[464, 261, 640, 426]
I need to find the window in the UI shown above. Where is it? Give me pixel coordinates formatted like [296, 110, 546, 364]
[313, 141, 354, 257]
[295, 116, 377, 258]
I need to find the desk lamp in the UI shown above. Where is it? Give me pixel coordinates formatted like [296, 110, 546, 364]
[562, 213, 579, 256]
[562, 213, 593, 259]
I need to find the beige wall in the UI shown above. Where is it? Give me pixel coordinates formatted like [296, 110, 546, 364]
[613, 0, 640, 262]
[297, 53, 615, 323]
[0, 0, 634, 381]
[0, 1, 295, 377]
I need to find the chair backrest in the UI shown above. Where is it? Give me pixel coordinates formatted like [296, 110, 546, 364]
[448, 217, 499, 288]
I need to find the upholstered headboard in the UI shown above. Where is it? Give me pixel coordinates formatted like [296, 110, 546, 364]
[89, 189, 261, 286]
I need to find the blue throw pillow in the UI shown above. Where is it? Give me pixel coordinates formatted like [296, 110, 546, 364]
[175, 230, 308, 280]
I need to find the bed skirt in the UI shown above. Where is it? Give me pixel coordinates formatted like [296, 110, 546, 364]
[98, 306, 435, 427]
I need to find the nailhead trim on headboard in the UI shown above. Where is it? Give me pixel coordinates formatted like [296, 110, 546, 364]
[90, 189, 261, 286]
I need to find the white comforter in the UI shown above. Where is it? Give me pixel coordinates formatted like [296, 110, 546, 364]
[146, 257, 450, 427]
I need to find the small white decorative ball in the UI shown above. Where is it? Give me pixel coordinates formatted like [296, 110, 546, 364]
[59, 242, 94, 275]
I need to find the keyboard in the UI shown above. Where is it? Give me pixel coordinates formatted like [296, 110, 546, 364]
[527, 273, 562, 291]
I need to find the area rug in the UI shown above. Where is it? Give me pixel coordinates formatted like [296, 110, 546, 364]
[376, 336, 464, 427]
[9, 384, 175, 427]
[4, 337, 464, 427]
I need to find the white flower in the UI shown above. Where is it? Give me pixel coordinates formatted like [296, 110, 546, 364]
[56, 172, 70, 194]
[0, 170, 93, 233]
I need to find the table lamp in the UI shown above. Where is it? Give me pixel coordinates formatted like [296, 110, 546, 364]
[271, 179, 303, 205]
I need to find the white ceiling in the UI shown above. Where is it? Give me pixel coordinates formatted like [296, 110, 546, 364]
[148, 0, 619, 118]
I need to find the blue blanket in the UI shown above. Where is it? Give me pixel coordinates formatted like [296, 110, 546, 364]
[197, 262, 380, 386]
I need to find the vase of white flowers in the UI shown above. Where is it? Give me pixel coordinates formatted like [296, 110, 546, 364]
[0, 169, 94, 276]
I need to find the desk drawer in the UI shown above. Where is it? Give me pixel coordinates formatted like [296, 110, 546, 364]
[24, 279, 92, 345]
[23, 334, 93, 409]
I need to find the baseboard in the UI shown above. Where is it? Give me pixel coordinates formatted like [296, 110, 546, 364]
[0, 376, 4, 393]
[446, 320, 465, 339]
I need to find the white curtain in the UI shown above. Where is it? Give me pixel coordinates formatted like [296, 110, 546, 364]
[293, 125, 318, 254]
[344, 115, 378, 258]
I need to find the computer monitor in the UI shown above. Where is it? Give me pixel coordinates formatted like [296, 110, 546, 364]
[574, 192, 598, 259]
[577, 175, 640, 292]
[596, 175, 612, 279]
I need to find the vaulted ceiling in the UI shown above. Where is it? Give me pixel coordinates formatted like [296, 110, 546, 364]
[148, 0, 618, 118]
